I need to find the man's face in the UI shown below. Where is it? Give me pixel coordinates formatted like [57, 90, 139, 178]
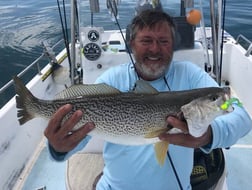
[130, 21, 174, 81]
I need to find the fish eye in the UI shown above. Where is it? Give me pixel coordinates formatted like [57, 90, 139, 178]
[209, 95, 219, 101]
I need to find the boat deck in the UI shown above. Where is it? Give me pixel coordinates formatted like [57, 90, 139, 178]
[18, 130, 252, 190]
[225, 131, 252, 189]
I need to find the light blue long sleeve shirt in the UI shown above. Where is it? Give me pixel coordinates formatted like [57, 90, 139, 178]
[49, 61, 252, 190]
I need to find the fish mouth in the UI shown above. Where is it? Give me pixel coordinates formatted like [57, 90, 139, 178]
[223, 86, 231, 100]
[222, 87, 234, 112]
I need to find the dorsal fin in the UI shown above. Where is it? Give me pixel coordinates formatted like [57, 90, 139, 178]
[55, 83, 121, 99]
[133, 80, 159, 94]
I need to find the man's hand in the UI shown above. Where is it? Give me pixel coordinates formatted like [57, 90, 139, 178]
[159, 116, 212, 148]
[44, 104, 95, 153]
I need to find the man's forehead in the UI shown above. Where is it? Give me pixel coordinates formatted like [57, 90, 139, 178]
[136, 22, 172, 37]
[139, 20, 170, 29]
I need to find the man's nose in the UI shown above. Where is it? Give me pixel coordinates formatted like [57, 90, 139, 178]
[149, 40, 161, 52]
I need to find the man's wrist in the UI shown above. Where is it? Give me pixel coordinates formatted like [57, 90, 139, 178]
[201, 126, 213, 149]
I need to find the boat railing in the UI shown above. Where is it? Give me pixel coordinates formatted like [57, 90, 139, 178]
[0, 39, 65, 108]
[236, 34, 252, 57]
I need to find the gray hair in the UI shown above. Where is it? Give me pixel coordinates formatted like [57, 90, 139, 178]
[130, 10, 176, 44]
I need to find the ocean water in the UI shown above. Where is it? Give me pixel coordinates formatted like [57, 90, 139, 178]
[0, 0, 251, 107]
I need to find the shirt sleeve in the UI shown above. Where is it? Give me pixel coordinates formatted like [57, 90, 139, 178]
[48, 135, 92, 162]
[202, 104, 252, 152]
[178, 61, 252, 152]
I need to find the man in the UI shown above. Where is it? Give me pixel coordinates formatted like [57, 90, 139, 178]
[45, 10, 252, 189]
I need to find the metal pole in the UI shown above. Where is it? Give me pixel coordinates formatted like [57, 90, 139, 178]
[210, 0, 220, 84]
[199, 0, 211, 75]
[218, 0, 223, 84]
[180, 0, 185, 16]
[70, 0, 76, 85]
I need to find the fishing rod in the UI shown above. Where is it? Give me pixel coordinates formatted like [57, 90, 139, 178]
[108, 2, 184, 188]
[168, 152, 183, 190]
[107, 0, 135, 65]
[56, 0, 72, 76]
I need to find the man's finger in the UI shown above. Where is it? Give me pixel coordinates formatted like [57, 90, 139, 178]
[68, 122, 95, 143]
[45, 104, 73, 135]
[58, 109, 84, 137]
[167, 116, 188, 133]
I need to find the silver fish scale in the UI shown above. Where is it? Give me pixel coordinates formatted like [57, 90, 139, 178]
[68, 94, 179, 137]
[32, 93, 182, 138]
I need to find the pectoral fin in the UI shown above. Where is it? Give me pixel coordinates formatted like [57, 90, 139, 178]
[144, 128, 169, 165]
[154, 141, 169, 166]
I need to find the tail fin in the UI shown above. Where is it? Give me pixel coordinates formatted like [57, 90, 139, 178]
[13, 76, 37, 125]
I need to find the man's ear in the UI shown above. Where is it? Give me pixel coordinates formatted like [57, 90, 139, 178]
[125, 24, 133, 53]
[129, 40, 134, 48]
[127, 39, 134, 53]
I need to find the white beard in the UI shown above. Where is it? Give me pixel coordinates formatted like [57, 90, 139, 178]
[136, 62, 168, 80]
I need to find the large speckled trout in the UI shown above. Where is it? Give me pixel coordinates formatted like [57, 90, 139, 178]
[13, 76, 232, 165]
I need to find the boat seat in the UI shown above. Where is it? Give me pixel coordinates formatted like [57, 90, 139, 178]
[66, 153, 104, 190]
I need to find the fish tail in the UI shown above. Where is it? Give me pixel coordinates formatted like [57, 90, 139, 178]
[13, 76, 37, 125]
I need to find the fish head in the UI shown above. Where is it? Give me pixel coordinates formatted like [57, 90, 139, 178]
[181, 87, 233, 137]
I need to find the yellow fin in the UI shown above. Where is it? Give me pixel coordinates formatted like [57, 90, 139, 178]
[154, 141, 169, 166]
[144, 128, 168, 138]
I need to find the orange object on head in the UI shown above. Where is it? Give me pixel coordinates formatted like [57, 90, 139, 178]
[186, 9, 202, 25]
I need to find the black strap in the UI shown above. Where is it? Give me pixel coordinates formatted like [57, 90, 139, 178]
[167, 151, 183, 190]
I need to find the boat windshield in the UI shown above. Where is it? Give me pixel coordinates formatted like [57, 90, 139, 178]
[78, 0, 183, 30]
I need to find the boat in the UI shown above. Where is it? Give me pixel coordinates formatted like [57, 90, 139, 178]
[0, 0, 251, 189]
